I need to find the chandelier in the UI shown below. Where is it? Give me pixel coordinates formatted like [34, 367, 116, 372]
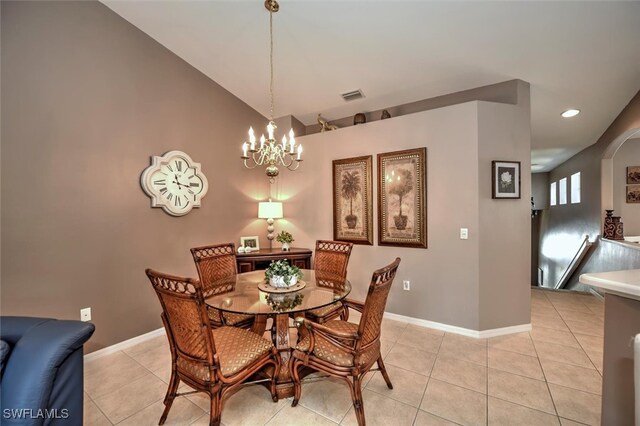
[241, 0, 302, 183]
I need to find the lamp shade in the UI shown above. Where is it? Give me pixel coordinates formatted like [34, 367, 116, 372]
[258, 201, 283, 219]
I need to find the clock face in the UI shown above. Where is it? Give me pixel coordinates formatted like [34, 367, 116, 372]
[141, 151, 208, 216]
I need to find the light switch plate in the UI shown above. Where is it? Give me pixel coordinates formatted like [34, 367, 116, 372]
[460, 228, 469, 240]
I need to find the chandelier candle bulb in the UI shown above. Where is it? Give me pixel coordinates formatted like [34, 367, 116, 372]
[267, 122, 275, 140]
[260, 135, 265, 149]
[282, 135, 287, 149]
[297, 145, 302, 160]
[242, 142, 248, 158]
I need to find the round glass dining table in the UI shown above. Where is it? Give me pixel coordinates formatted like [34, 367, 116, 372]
[204, 269, 351, 398]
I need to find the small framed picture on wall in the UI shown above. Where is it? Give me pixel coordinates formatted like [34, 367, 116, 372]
[492, 160, 521, 199]
[627, 185, 640, 203]
[627, 166, 640, 184]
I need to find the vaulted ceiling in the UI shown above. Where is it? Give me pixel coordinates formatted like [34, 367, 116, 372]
[103, 1, 640, 172]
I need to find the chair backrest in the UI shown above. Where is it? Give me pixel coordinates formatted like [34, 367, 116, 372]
[357, 258, 401, 349]
[191, 243, 237, 284]
[314, 240, 354, 278]
[145, 269, 217, 379]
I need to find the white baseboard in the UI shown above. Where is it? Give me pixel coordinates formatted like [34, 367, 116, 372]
[383, 311, 532, 339]
[84, 312, 531, 361]
[84, 327, 165, 362]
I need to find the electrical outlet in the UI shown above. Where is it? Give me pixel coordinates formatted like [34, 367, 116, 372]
[460, 228, 469, 240]
[80, 307, 91, 322]
[403, 280, 410, 291]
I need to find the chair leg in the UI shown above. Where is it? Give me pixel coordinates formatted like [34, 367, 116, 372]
[291, 359, 302, 407]
[159, 367, 180, 425]
[348, 375, 366, 426]
[209, 390, 222, 426]
[377, 355, 393, 389]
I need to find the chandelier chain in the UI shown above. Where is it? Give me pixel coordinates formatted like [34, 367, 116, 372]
[269, 9, 274, 121]
[240, 0, 302, 182]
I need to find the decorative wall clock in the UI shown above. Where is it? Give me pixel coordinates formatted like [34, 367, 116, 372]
[140, 150, 208, 216]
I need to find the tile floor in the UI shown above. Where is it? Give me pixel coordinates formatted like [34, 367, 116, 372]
[84, 288, 605, 425]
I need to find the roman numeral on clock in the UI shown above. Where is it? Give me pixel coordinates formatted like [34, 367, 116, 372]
[153, 179, 166, 185]
[167, 193, 173, 201]
[159, 187, 168, 194]
[175, 161, 182, 172]
[175, 197, 181, 207]
[190, 182, 200, 187]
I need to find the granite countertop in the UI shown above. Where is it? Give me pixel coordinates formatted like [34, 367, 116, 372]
[579, 269, 640, 300]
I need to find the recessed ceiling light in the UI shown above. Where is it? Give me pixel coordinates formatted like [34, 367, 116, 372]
[561, 109, 580, 118]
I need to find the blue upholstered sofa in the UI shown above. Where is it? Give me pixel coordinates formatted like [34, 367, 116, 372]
[0, 316, 95, 425]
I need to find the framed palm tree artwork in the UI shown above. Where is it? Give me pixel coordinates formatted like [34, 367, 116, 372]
[378, 148, 427, 248]
[332, 155, 373, 245]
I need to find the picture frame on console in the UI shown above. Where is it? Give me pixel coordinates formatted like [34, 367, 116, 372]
[240, 236, 260, 251]
[377, 148, 427, 249]
[332, 155, 373, 245]
[492, 160, 521, 199]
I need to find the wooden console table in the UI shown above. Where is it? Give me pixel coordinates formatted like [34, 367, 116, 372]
[236, 248, 312, 273]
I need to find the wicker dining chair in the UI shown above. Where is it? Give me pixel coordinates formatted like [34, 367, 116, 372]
[304, 240, 354, 323]
[291, 258, 401, 426]
[190, 243, 255, 329]
[145, 269, 280, 426]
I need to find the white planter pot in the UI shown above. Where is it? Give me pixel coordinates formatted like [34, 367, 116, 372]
[269, 275, 298, 288]
[281, 242, 290, 251]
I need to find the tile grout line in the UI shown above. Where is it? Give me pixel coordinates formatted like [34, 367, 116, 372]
[90, 350, 171, 425]
[486, 328, 489, 426]
[546, 294, 603, 374]
[531, 291, 562, 420]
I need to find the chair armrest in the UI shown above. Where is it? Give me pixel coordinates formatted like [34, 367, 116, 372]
[0, 317, 95, 421]
[342, 298, 365, 314]
[294, 317, 358, 354]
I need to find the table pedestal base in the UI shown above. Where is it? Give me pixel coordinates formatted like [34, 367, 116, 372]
[251, 314, 297, 399]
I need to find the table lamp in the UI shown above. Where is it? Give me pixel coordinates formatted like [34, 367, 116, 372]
[258, 199, 283, 248]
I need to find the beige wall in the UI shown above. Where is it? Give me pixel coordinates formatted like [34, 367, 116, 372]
[1, 1, 531, 353]
[0, 1, 269, 352]
[613, 138, 640, 235]
[477, 84, 532, 329]
[271, 91, 531, 331]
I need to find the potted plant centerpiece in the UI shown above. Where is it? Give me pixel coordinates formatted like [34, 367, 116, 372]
[276, 230, 294, 251]
[265, 260, 302, 288]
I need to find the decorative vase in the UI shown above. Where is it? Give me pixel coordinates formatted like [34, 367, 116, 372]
[394, 214, 408, 230]
[353, 113, 366, 125]
[611, 216, 625, 240]
[281, 242, 290, 251]
[269, 275, 298, 288]
[603, 210, 616, 239]
[345, 214, 358, 229]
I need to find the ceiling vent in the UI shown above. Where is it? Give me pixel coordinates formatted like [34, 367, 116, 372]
[340, 89, 365, 102]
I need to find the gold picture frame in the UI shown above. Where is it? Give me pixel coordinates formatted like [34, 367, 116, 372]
[627, 185, 640, 203]
[377, 148, 427, 248]
[627, 166, 640, 184]
[333, 156, 373, 245]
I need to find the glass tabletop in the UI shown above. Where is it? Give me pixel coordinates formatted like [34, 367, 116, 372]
[204, 269, 351, 315]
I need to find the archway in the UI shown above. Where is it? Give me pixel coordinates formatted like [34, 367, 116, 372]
[600, 127, 640, 229]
